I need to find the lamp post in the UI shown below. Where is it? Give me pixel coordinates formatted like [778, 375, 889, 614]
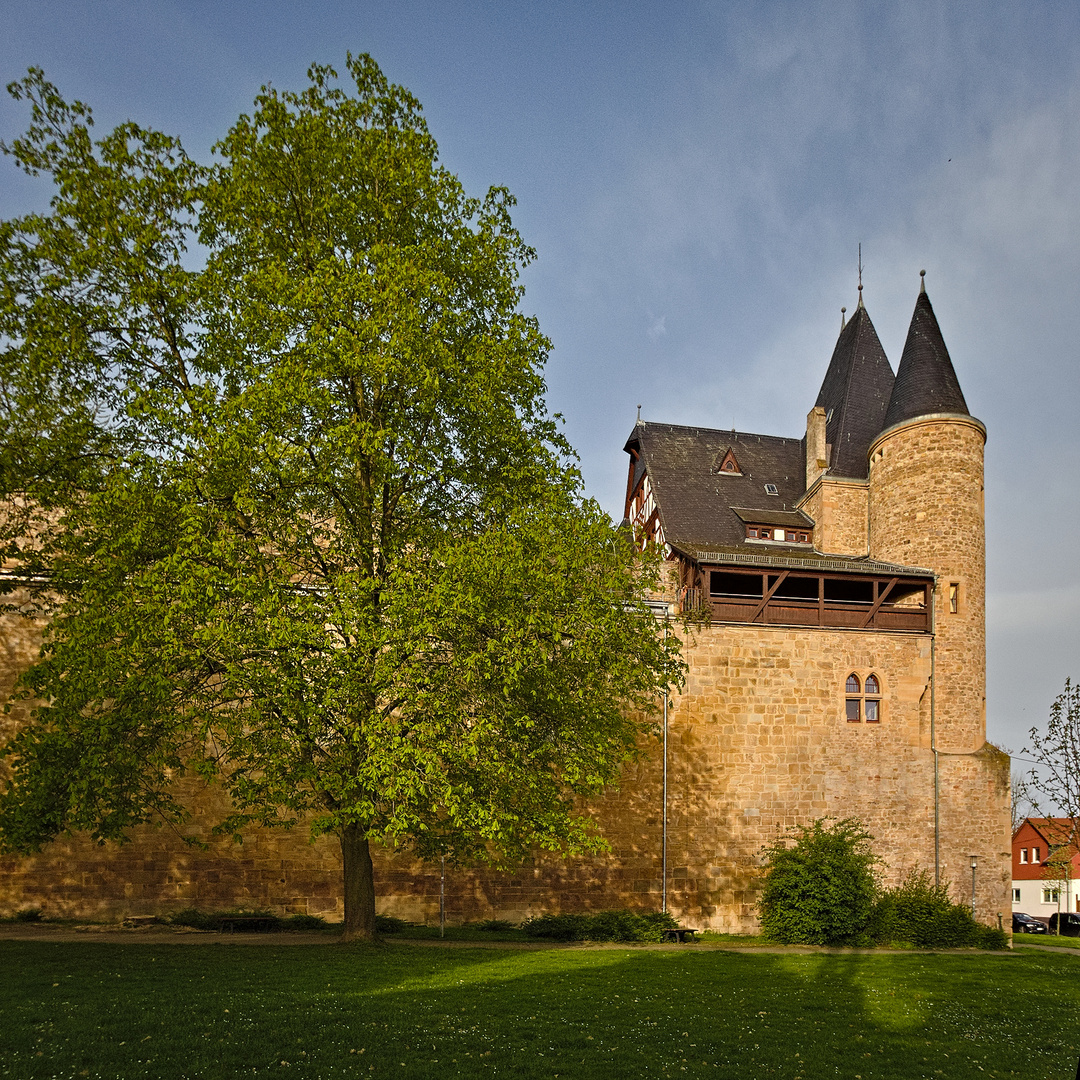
[969, 854, 978, 918]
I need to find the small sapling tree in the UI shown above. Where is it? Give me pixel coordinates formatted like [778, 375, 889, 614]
[1025, 679, 1080, 852]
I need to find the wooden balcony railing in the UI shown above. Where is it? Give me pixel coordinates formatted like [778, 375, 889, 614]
[680, 568, 932, 633]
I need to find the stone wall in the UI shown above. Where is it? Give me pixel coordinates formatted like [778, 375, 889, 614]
[0, 405, 1010, 927]
[0, 615, 1011, 930]
[869, 415, 987, 753]
[799, 477, 869, 557]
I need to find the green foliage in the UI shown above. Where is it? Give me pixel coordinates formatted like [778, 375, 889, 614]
[758, 818, 879, 945]
[521, 908, 678, 942]
[373, 914, 409, 934]
[869, 870, 1007, 950]
[1024, 678, 1080, 851]
[166, 908, 330, 933]
[0, 58, 683, 933]
[13, 907, 43, 923]
[283, 914, 333, 932]
[759, 825, 1007, 950]
[470, 919, 518, 932]
[166, 909, 220, 931]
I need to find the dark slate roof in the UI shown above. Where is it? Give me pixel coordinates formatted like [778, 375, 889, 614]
[730, 507, 814, 528]
[624, 422, 806, 550]
[672, 544, 933, 578]
[882, 288, 969, 429]
[814, 302, 895, 479]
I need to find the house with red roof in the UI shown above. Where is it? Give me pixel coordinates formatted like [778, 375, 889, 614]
[1012, 817, 1080, 918]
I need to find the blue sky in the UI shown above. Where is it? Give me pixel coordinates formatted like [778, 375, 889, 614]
[2, 0, 1078, 759]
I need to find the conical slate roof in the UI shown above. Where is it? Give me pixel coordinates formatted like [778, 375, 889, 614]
[814, 302, 895, 479]
[883, 288, 969, 429]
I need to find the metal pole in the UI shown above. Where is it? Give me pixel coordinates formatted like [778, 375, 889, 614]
[662, 616, 669, 915]
[930, 586, 940, 889]
[439, 856, 445, 939]
[971, 861, 976, 917]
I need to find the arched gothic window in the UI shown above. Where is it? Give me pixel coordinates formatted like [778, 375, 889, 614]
[846, 673, 882, 723]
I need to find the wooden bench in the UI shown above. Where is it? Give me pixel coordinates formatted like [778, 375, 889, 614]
[661, 927, 700, 943]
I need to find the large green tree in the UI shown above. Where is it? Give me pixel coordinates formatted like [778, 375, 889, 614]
[0, 59, 681, 939]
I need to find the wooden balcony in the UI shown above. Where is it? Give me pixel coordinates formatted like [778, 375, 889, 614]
[684, 566, 932, 633]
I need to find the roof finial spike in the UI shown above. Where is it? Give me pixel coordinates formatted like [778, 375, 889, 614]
[636, 404, 642, 424]
[919, 268, 926, 294]
[857, 243, 864, 308]
[840, 305, 847, 330]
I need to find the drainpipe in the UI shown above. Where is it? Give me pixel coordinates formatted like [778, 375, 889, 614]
[931, 577, 940, 889]
[662, 614, 669, 915]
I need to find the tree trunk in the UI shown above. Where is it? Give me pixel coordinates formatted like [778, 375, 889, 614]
[340, 823, 376, 941]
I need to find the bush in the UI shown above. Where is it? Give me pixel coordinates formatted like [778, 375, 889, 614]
[470, 919, 518, 932]
[758, 818, 879, 945]
[167, 908, 221, 930]
[281, 914, 329, 932]
[14, 907, 44, 922]
[167, 908, 326, 932]
[374, 914, 409, 934]
[870, 869, 1007, 950]
[522, 909, 678, 943]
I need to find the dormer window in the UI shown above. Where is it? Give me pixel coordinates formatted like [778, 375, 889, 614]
[714, 448, 742, 475]
[746, 525, 811, 544]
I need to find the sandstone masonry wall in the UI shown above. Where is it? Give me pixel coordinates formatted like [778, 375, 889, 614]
[869, 416, 986, 752]
[0, 616, 1010, 931]
[799, 477, 869, 557]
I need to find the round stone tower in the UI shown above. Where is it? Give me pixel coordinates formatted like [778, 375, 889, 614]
[867, 280, 986, 753]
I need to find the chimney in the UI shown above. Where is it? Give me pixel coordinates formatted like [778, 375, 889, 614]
[806, 405, 828, 488]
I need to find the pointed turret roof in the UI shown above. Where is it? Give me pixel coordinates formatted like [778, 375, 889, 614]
[883, 286, 969, 430]
[813, 301, 895, 479]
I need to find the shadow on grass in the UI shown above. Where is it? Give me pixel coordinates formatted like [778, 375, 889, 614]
[1, 939, 1078, 1079]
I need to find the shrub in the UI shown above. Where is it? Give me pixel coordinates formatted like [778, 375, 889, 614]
[870, 869, 1007, 949]
[167, 908, 219, 930]
[14, 907, 44, 922]
[758, 818, 879, 945]
[168, 908, 280, 931]
[522, 909, 677, 942]
[471, 919, 518, 932]
[374, 914, 409, 934]
[281, 914, 329, 932]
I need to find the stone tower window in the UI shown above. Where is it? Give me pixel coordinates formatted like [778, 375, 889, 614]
[845, 673, 882, 723]
[949, 582, 959, 614]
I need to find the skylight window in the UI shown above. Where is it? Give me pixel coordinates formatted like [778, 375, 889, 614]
[764, 484, 779, 496]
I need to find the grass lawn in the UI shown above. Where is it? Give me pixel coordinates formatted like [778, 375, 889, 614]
[1, 940, 1077, 1080]
[1014, 934, 1080, 949]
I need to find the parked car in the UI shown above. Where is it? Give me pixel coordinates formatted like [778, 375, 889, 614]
[1012, 912, 1048, 934]
[1048, 912, 1080, 937]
